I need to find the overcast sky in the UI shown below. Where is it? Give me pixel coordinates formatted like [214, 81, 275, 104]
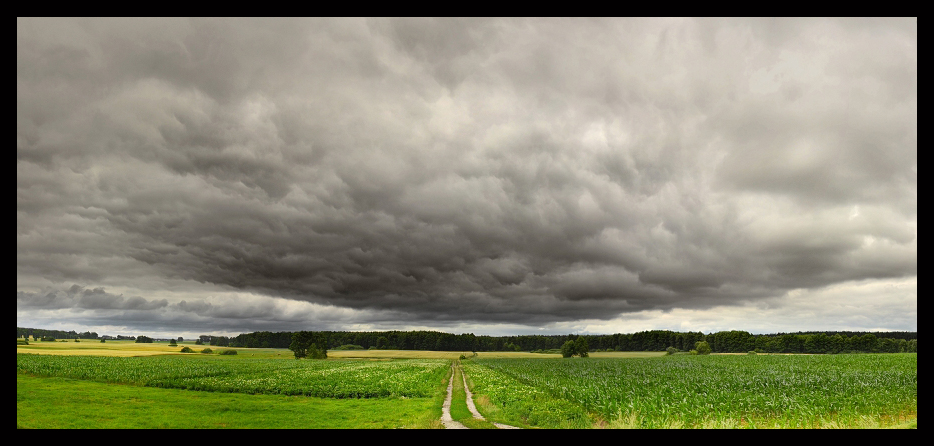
[17, 18, 916, 339]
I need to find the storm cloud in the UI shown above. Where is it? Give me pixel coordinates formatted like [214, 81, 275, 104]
[17, 18, 916, 336]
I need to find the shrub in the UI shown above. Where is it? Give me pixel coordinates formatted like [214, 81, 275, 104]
[74, 339, 80, 342]
[180, 346, 193, 353]
[666, 347, 679, 355]
[695, 341, 712, 355]
[169, 339, 177, 347]
[201, 348, 213, 354]
[748, 351, 757, 355]
[100, 339, 106, 343]
[219, 350, 238, 355]
[689, 350, 698, 355]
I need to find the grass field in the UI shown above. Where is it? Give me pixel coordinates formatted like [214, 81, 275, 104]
[17, 374, 443, 429]
[16, 343, 917, 429]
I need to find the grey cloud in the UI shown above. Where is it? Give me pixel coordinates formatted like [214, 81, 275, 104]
[17, 286, 168, 311]
[18, 18, 916, 331]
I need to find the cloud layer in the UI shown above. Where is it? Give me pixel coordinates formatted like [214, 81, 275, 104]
[17, 18, 916, 334]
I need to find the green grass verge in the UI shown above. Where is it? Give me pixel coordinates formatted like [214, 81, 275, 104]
[17, 373, 443, 429]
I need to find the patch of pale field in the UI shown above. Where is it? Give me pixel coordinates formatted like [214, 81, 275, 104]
[16, 340, 270, 357]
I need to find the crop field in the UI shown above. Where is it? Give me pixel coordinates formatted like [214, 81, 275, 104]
[17, 354, 450, 398]
[17, 348, 917, 429]
[463, 353, 918, 428]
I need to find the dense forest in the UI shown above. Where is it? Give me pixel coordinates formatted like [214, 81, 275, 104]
[17, 327, 917, 354]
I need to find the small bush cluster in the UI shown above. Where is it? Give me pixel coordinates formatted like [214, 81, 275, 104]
[530, 349, 562, 354]
[180, 346, 194, 353]
[201, 348, 213, 354]
[219, 350, 237, 355]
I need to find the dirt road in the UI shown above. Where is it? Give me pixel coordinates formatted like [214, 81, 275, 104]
[442, 362, 520, 429]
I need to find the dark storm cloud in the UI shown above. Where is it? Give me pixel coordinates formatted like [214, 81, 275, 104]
[17, 18, 916, 330]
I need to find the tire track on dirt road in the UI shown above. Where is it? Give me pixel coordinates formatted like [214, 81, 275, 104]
[442, 362, 520, 429]
[440, 363, 468, 429]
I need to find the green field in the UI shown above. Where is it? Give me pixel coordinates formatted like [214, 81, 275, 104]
[16, 347, 917, 429]
[16, 374, 443, 429]
[464, 353, 918, 428]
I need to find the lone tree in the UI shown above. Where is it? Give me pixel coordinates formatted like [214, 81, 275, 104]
[561, 340, 576, 358]
[169, 339, 177, 347]
[574, 337, 590, 358]
[289, 331, 328, 359]
[695, 341, 712, 355]
[561, 337, 590, 358]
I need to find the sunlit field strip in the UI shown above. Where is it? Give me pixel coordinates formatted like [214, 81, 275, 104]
[467, 354, 917, 428]
[16, 340, 203, 356]
[17, 353, 450, 398]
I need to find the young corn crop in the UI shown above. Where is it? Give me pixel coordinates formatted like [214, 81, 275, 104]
[467, 353, 916, 428]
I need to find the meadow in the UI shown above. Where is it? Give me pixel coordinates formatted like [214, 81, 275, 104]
[16, 340, 917, 429]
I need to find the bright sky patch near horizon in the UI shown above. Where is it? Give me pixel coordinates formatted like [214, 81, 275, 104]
[17, 18, 916, 339]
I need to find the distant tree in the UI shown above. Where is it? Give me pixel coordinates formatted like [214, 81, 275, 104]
[177, 336, 184, 342]
[695, 341, 711, 355]
[169, 339, 177, 346]
[574, 337, 590, 358]
[136, 336, 153, 343]
[195, 339, 203, 345]
[180, 346, 193, 353]
[290, 332, 328, 359]
[666, 346, 679, 355]
[561, 340, 576, 358]
[100, 339, 106, 343]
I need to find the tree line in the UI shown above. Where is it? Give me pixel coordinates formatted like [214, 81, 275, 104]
[17, 327, 99, 340]
[16, 326, 917, 354]
[213, 329, 916, 354]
